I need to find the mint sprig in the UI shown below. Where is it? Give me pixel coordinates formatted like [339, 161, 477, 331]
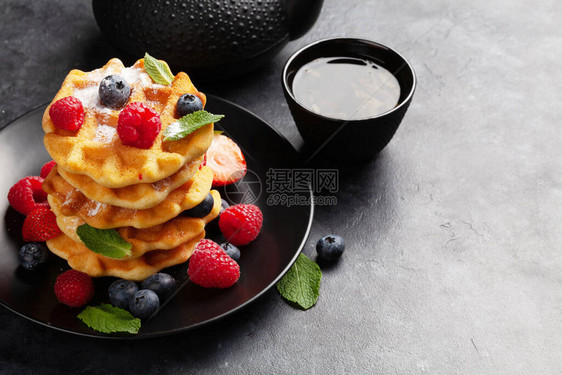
[143, 52, 174, 85]
[163, 110, 224, 142]
[78, 304, 141, 334]
[76, 224, 132, 259]
[276, 253, 322, 310]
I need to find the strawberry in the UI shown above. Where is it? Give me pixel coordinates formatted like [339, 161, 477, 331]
[40, 160, 56, 178]
[7, 176, 49, 215]
[199, 153, 206, 170]
[219, 204, 263, 246]
[188, 239, 240, 288]
[22, 208, 62, 242]
[204, 133, 246, 187]
[54, 270, 94, 308]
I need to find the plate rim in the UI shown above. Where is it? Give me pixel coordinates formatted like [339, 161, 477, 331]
[0, 96, 314, 339]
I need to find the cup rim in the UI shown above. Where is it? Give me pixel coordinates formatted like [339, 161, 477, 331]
[282, 37, 417, 122]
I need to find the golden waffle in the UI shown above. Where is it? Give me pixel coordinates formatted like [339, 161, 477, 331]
[52, 190, 220, 259]
[46, 191, 220, 281]
[42, 58, 213, 188]
[44, 166, 214, 229]
[47, 233, 203, 281]
[56, 156, 203, 209]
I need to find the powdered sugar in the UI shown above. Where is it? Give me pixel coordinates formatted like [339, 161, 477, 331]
[166, 121, 182, 135]
[120, 66, 165, 90]
[65, 215, 84, 233]
[73, 85, 102, 109]
[151, 178, 172, 191]
[93, 124, 117, 143]
[87, 202, 104, 217]
[62, 193, 75, 207]
[120, 67, 143, 84]
[73, 62, 166, 145]
[73, 84, 114, 118]
[74, 65, 163, 114]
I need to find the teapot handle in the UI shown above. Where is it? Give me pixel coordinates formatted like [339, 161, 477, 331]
[281, 0, 324, 40]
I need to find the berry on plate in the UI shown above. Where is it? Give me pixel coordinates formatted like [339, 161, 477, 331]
[205, 198, 230, 232]
[49, 96, 85, 131]
[141, 273, 176, 299]
[129, 289, 160, 319]
[219, 198, 230, 214]
[18, 242, 48, 271]
[22, 208, 62, 242]
[220, 242, 241, 262]
[204, 133, 246, 187]
[177, 93, 203, 117]
[182, 193, 214, 218]
[316, 234, 345, 261]
[7, 176, 49, 215]
[99, 74, 131, 109]
[219, 204, 263, 246]
[40, 161, 56, 178]
[188, 239, 240, 288]
[117, 102, 162, 149]
[54, 270, 95, 308]
[108, 279, 139, 310]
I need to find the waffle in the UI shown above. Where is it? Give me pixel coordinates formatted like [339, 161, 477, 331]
[44, 166, 214, 229]
[46, 191, 220, 280]
[47, 232, 204, 281]
[52, 190, 220, 259]
[42, 58, 213, 188]
[57, 156, 203, 210]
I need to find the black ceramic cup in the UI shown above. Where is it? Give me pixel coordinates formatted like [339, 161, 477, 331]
[282, 38, 416, 162]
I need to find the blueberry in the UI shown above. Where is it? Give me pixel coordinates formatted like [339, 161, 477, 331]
[183, 193, 214, 218]
[208, 199, 230, 229]
[99, 75, 131, 109]
[219, 199, 230, 214]
[177, 93, 203, 117]
[129, 289, 160, 319]
[108, 279, 139, 309]
[18, 243, 48, 270]
[316, 234, 345, 261]
[220, 242, 240, 261]
[141, 273, 176, 299]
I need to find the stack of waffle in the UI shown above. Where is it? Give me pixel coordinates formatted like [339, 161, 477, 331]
[41, 58, 219, 281]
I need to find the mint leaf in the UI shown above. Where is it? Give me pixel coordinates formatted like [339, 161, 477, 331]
[78, 304, 141, 334]
[76, 224, 132, 259]
[143, 52, 174, 85]
[276, 253, 322, 309]
[163, 110, 224, 142]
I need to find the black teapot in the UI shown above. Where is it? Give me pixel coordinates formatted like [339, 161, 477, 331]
[93, 0, 323, 79]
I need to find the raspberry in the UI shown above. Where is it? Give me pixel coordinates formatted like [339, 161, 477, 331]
[40, 160, 56, 178]
[54, 270, 94, 308]
[188, 239, 240, 288]
[22, 208, 62, 242]
[7, 176, 49, 215]
[49, 96, 85, 131]
[117, 102, 162, 149]
[219, 204, 263, 246]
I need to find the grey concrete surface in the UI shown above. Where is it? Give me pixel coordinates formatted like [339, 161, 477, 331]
[1, 0, 561, 374]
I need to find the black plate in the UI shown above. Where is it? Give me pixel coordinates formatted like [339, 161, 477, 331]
[0, 95, 313, 338]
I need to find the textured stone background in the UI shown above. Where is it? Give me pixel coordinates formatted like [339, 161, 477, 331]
[1, 0, 561, 374]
